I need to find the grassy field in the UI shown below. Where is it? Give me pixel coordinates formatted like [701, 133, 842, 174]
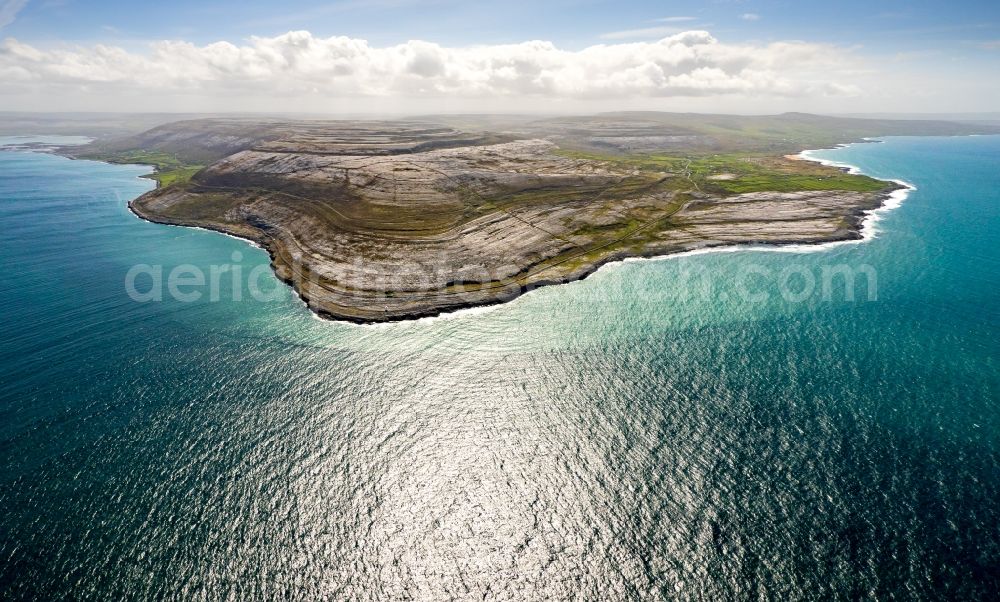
[81, 149, 202, 189]
[687, 154, 888, 194]
[97, 149, 184, 170]
[149, 166, 203, 188]
[555, 149, 890, 195]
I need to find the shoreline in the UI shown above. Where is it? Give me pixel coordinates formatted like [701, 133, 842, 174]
[371, 142, 916, 326]
[129, 187, 895, 327]
[796, 146, 915, 244]
[80, 140, 911, 327]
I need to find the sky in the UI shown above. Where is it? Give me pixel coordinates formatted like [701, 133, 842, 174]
[1, 0, 999, 114]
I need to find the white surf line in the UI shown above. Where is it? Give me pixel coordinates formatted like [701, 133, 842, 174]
[796, 145, 915, 246]
[121, 189, 265, 250]
[617, 143, 915, 264]
[116, 163, 267, 251]
[351, 301, 505, 327]
[179, 225, 265, 250]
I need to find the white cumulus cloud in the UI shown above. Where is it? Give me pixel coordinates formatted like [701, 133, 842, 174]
[0, 29, 865, 111]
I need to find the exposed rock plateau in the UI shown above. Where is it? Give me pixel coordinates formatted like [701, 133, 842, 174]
[121, 116, 912, 322]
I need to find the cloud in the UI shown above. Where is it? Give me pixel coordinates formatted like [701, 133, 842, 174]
[740, 13, 760, 21]
[0, 0, 28, 29]
[0, 30, 864, 108]
[656, 16, 696, 23]
[977, 40, 1000, 50]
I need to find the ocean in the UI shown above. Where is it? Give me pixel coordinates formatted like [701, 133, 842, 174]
[1, 135, 998, 599]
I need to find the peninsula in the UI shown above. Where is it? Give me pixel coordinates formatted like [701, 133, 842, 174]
[69, 112, 995, 322]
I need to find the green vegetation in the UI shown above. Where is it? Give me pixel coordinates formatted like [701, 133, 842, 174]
[555, 149, 689, 172]
[685, 154, 888, 194]
[97, 149, 185, 170]
[82, 149, 202, 189]
[555, 149, 891, 195]
[492, 174, 668, 208]
[150, 166, 203, 188]
[709, 172, 886, 194]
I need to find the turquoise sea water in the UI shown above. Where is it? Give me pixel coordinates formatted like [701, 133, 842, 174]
[1, 135, 998, 599]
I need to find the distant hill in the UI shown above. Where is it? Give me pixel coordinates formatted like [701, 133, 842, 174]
[500, 111, 1000, 154]
[64, 111, 1000, 166]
